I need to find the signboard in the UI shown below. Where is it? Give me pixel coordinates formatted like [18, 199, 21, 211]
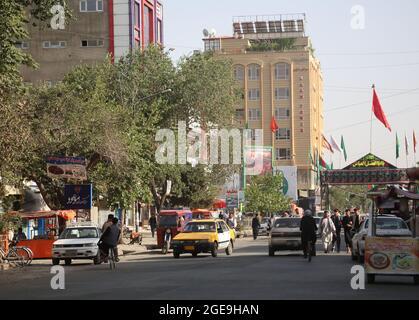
[226, 191, 238, 209]
[344, 153, 397, 170]
[321, 169, 410, 185]
[273, 166, 298, 201]
[47, 156, 87, 180]
[244, 146, 273, 176]
[365, 237, 419, 275]
[64, 184, 93, 210]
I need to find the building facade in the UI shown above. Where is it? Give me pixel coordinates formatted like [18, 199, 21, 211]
[203, 15, 324, 196]
[20, 0, 163, 84]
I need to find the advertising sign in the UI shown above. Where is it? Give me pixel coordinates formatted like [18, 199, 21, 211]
[365, 237, 419, 275]
[64, 184, 93, 210]
[46, 156, 87, 180]
[226, 191, 239, 209]
[273, 166, 298, 201]
[244, 146, 273, 176]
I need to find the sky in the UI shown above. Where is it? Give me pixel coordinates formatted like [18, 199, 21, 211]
[163, 0, 419, 169]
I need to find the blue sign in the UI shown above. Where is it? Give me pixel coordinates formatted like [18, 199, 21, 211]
[64, 184, 92, 209]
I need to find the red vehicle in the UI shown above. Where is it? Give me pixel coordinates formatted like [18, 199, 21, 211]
[157, 209, 192, 254]
[192, 209, 218, 220]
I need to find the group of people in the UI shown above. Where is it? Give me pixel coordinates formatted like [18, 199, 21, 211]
[301, 208, 364, 258]
[219, 211, 240, 230]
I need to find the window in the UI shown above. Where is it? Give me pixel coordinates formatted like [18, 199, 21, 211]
[204, 39, 221, 51]
[157, 19, 163, 44]
[235, 109, 245, 119]
[275, 88, 290, 100]
[275, 128, 291, 140]
[81, 39, 104, 47]
[143, 5, 154, 46]
[233, 65, 244, 81]
[248, 109, 261, 121]
[275, 63, 290, 80]
[248, 64, 260, 80]
[134, 2, 140, 27]
[276, 148, 291, 160]
[15, 41, 29, 49]
[248, 88, 260, 101]
[42, 41, 66, 48]
[248, 129, 261, 141]
[80, 0, 103, 12]
[275, 108, 290, 120]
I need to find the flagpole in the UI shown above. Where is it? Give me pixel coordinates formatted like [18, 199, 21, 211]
[370, 84, 375, 154]
[405, 132, 409, 168]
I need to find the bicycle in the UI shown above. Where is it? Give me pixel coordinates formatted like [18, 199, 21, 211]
[0, 246, 25, 268]
[10, 241, 33, 266]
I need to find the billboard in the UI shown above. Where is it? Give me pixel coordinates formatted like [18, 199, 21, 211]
[47, 156, 87, 180]
[64, 184, 93, 210]
[273, 166, 298, 201]
[244, 146, 273, 176]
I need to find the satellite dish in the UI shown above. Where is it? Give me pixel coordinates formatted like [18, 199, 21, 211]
[203, 29, 209, 37]
[210, 28, 217, 37]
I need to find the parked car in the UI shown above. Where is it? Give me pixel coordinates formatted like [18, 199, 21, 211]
[171, 219, 235, 258]
[269, 218, 302, 256]
[52, 225, 102, 266]
[259, 217, 271, 236]
[351, 216, 412, 262]
[314, 217, 322, 238]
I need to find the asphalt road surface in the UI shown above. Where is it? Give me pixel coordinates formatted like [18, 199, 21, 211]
[0, 237, 418, 300]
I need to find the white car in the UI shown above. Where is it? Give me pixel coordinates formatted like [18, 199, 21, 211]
[351, 216, 412, 262]
[269, 218, 302, 255]
[52, 225, 102, 266]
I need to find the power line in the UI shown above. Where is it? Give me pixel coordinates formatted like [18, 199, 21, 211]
[325, 87, 419, 113]
[323, 62, 419, 71]
[318, 49, 419, 56]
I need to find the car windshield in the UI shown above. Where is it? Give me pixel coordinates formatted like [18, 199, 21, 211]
[60, 228, 98, 239]
[274, 219, 301, 228]
[158, 215, 178, 227]
[365, 218, 408, 230]
[183, 222, 216, 233]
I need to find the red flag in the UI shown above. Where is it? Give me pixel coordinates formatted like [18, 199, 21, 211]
[414, 130, 417, 153]
[271, 116, 279, 133]
[322, 135, 334, 153]
[372, 87, 392, 132]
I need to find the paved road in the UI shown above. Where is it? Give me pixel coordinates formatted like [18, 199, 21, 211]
[0, 237, 418, 300]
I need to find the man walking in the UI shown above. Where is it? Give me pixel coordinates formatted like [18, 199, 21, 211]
[300, 210, 318, 259]
[342, 209, 353, 253]
[352, 208, 362, 234]
[319, 211, 336, 254]
[331, 209, 342, 253]
[149, 215, 157, 238]
[252, 214, 261, 240]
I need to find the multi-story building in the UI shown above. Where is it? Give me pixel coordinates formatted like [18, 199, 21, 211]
[203, 14, 324, 197]
[20, 0, 164, 84]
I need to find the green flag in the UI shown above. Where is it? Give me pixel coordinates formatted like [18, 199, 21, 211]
[341, 136, 348, 161]
[396, 133, 400, 159]
[309, 150, 315, 167]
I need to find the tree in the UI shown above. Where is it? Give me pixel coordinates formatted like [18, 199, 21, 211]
[245, 174, 291, 216]
[329, 185, 371, 212]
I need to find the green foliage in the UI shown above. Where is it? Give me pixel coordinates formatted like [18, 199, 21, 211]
[247, 38, 297, 52]
[0, 213, 22, 233]
[245, 174, 291, 215]
[329, 186, 371, 212]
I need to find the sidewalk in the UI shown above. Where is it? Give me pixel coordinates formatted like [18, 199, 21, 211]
[119, 230, 158, 256]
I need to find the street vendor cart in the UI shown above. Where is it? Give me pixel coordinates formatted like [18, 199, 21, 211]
[10, 210, 76, 259]
[365, 185, 419, 284]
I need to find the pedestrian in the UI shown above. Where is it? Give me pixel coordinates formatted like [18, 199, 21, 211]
[331, 209, 342, 253]
[227, 212, 237, 229]
[252, 214, 261, 240]
[342, 209, 353, 253]
[149, 215, 157, 238]
[300, 210, 318, 259]
[319, 211, 336, 254]
[352, 208, 362, 234]
[13, 227, 27, 242]
[102, 214, 114, 233]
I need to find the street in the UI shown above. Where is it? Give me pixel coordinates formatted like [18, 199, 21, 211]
[0, 236, 417, 300]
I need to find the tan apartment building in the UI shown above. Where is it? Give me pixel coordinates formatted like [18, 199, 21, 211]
[18, 0, 164, 85]
[204, 15, 324, 197]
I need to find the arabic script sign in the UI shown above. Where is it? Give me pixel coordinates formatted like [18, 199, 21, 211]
[344, 154, 396, 170]
[64, 184, 92, 210]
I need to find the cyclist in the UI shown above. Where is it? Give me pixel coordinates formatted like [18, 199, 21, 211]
[98, 217, 121, 263]
[300, 210, 318, 259]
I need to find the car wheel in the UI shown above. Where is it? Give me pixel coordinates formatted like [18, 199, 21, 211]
[357, 245, 365, 263]
[173, 250, 180, 259]
[52, 258, 60, 266]
[414, 276, 419, 285]
[367, 274, 375, 284]
[64, 259, 72, 266]
[192, 252, 198, 258]
[225, 241, 233, 256]
[211, 242, 218, 258]
[269, 247, 275, 257]
[93, 252, 101, 265]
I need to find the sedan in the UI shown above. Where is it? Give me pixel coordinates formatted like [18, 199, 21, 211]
[269, 218, 302, 256]
[351, 216, 412, 263]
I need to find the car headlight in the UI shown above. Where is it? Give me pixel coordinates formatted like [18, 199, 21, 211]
[84, 243, 97, 247]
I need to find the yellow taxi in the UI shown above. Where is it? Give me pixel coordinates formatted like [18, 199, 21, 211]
[171, 219, 236, 258]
